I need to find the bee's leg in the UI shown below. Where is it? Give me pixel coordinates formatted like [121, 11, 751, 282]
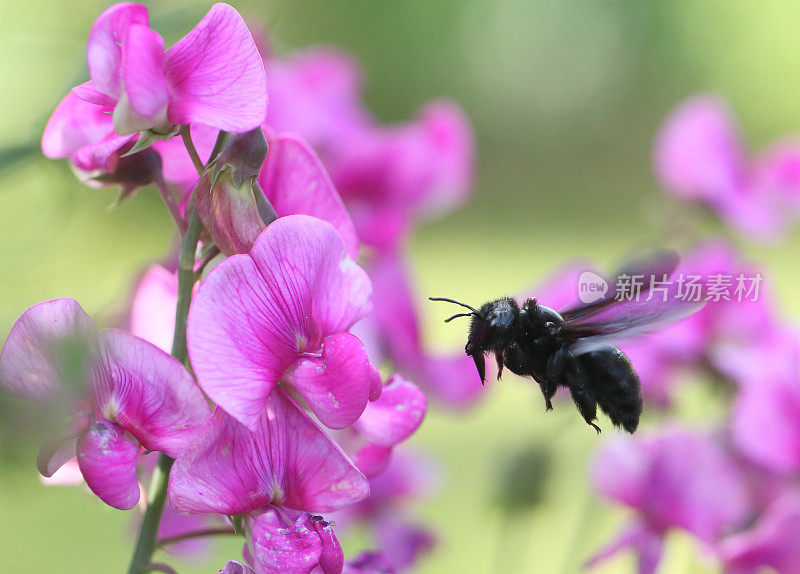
[558, 351, 602, 433]
[495, 351, 505, 380]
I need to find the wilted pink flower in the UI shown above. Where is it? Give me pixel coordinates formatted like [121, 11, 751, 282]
[654, 95, 800, 239]
[170, 387, 368, 574]
[265, 48, 474, 252]
[589, 429, 750, 573]
[0, 298, 209, 509]
[720, 491, 800, 574]
[188, 215, 381, 430]
[42, 2, 267, 171]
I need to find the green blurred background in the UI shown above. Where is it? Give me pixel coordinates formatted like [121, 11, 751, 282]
[2, 1, 800, 572]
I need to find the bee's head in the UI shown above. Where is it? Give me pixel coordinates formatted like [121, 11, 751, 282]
[429, 296, 519, 383]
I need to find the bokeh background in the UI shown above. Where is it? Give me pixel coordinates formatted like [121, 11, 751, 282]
[2, 1, 800, 572]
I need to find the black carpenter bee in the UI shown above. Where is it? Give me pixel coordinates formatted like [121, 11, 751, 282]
[431, 251, 702, 434]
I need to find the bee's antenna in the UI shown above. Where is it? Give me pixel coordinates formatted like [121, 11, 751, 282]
[444, 312, 474, 323]
[429, 297, 486, 321]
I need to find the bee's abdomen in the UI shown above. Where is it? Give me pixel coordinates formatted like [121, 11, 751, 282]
[577, 345, 643, 433]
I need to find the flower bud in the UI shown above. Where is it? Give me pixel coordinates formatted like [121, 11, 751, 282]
[195, 128, 276, 256]
[79, 146, 163, 203]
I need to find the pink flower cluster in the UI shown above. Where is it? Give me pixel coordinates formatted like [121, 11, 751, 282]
[654, 95, 800, 240]
[575, 94, 800, 573]
[1, 3, 476, 573]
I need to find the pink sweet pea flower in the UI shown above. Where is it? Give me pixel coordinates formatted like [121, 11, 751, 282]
[332, 449, 437, 572]
[258, 131, 359, 258]
[187, 215, 381, 431]
[265, 48, 475, 252]
[170, 387, 369, 574]
[731, 365, 800, 475]
[129, 264, 178, 352]
[42, 2, 267, 171]
[654, 95, 800, 239]
[155, 126, 359, 255]
[589, 429, 750, 572]
[0, 298, 209, 510]
[327, 101, 475, 251]
[369, 251, 483, 409]
[720, 491, 800, 574]
[334, 374, 427, 479]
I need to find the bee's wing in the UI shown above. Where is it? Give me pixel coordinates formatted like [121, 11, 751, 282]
[560, 289, 705, 353]
[560, 249, 680, 322]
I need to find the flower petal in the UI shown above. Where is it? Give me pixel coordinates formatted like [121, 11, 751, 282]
[169, 388, 369, 515]
[87, 2, 150, 99]
[164, 3, 267, 132]
[720, 492, 800, 574]
[114, 24, 168, 135]
[76, 418, 141, 510]
[247, 509, 330, 574]
[0, 298, 96, 402]
[36, 414, 90, 477]
[90, 329, 209, 457]
[732, 375, 800, 473]
[218, 561, 251, 574]
[585, 520, 664, 574]
[188, 214, 372, 429]
[41, 92, 116, 160]
[259, 133, 359, 257]
[653, 95, 746, 202]
[292, 333, 381, 429]
[354, 374, 426, 446]
[130, 265, 178, 353]
[265, 48, 370, 151]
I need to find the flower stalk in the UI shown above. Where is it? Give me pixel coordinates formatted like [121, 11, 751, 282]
[127, 151, 204, 573]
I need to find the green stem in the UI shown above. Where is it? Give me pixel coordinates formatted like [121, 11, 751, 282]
[157, 527, 238, 548]
[126, 209, 203, 574]
[180, 125, 205, 174]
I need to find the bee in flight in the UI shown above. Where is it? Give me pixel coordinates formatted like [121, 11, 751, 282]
[431, 251, 702, 434]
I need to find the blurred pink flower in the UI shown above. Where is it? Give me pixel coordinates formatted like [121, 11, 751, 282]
[654, 95, 800, 239]
[187, 215, 381, 431]
[589, 429, 750, 572]
[42, 3, 267, 171]
[731, 366, 800, 474]
[265, 48, 474, 252]
[170, 388, 368, 574]
[369, 251, 483, 409]
[0, 299, 209, 509]
[333, 449, 438, 572]
[129, 264, 178, 352]
[720, 491, 800, 574]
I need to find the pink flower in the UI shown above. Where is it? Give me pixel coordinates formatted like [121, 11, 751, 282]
[333, 449, 437, 572]
[335, 374, 427, 479]
[369, 251, 483, 409]
[129, 264, 178, 352]
[720, 491, 800, 574]
[589, 429, 750, 572]
[265, 48, 475, 252]
[170, 388, 368, 574]
[42, 3, 267, 170]
[155, 127, 359, 256]
[654, 95, 800, 239]
[0, 299, 209, 509]
[731, 364, 800, 474]
[187, 215, 381, 430]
